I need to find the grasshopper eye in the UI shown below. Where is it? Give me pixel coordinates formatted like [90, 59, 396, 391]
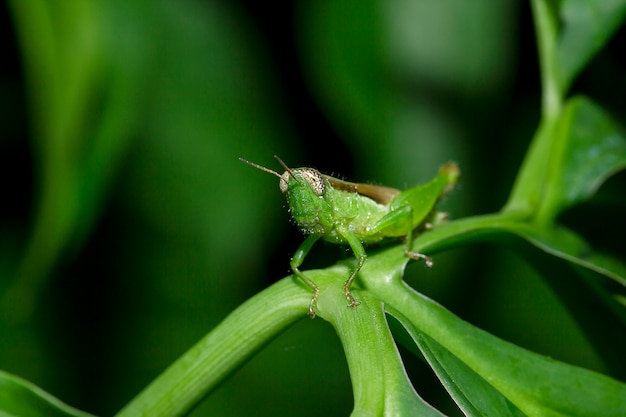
[298, 168, 326, 196]
[279, 168, 326, 195]
[279, 172, 290, 193]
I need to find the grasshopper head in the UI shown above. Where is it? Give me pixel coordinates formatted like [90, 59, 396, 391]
[282, 168, 332, 234]
[239, 156, 327, 196]
[238, 156, 337, 235]
[279, 168, 326, 195]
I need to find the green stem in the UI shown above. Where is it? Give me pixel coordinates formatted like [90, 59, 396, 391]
[502, 1, 563, 218]
[114, 278, 310, 417]
[410, 212, 527, 255]
[310, 266, 445, 416]
[113, 211, 553, 416]
[530, 0, 562, 119]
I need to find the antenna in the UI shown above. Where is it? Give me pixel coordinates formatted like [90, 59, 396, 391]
[239, 156, 302, 185]
[238, 157, 282, 179]
[273, 155, 300, 182]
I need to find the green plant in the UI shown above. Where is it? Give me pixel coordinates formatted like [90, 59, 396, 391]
[1, 0, 625, 416]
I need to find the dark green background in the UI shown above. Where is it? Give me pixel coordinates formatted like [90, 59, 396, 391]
[0, 1, 624, 416]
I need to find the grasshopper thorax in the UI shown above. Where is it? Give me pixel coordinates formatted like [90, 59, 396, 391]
[280, 168, 326, 196]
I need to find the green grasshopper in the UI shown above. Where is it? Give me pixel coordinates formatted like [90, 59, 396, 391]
[240, 156, 459, 318]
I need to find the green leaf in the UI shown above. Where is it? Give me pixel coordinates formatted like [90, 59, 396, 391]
[506, 225, 626, 378]
[506, 96, 626, 224]
[4, 0, 149, 320]
[400, 327, 526, 417]
[0, 370, 94, 417]
[519, 1, 626, 221]
[390, 295, 626, 417]
[558, 0, 626, 94]
[537, 97, 626, 223]
[410, 213, 626, 376]
[115, 209, 626, 416]
[360, 255, 626, 417]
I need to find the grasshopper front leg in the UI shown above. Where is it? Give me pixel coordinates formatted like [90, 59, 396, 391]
[290, 234, 321, 318]
[339, 230, 367, 309]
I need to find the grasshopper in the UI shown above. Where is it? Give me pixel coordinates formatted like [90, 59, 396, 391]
[240, 156, 459, 318]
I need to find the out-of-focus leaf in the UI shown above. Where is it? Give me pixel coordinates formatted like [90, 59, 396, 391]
[0, 370, 94, 417]
[296, 0, 516, 184]
[384, 0, 514, 96]
[557, 0, 626, 94]
[296, 0, 392, 174]
[6, 1, 300, 415]
[537, 97, 626, 223]
[4, 0, 150, 320]
[104, 1, 302, 415]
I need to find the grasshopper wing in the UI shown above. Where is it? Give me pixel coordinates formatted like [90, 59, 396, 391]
[325, 176, 401, 205]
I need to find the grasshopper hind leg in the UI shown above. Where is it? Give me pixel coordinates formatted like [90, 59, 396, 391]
[403, 214, 434, 267]
[404, 214, 434, 268]
[404, 249, 433, 267]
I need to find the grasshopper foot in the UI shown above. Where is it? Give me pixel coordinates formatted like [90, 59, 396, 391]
[405, 250, 434, 267]
[344, 290, 361, 309]
[308, 288, 320, 319]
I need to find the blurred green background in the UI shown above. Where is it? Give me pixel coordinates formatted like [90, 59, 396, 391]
[0, 0, 624, 416]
